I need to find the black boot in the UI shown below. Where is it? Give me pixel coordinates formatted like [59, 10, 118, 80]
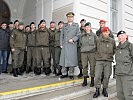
[45, 67, 51, 75]
[82, 76, 87, 87]
[93, 88, 100, 98]
[26, 66, 30, 74]
[60, 75, 68, 78]
[36, 68, 41, 75]
[90, 77, 94, 87]
[57, 69, 62, 76]
[17, 68, 22, 75]
[13, 68, 18, 77]
[102, 88, 108, 97]
[77, 68, 83, 78]
[53, 68, 57, 75]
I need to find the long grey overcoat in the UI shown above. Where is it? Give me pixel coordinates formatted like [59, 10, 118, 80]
[59, 23, 80, 67]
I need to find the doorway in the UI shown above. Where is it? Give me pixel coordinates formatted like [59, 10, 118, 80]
[0, 0, 10, 24]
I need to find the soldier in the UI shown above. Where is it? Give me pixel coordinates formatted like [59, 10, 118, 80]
[48, 21, 56, 74]
[26, 22, 36, 73]
[22, 25, 31, 73]
[14, 20, 19, 29]
[96, 20, 114, 39]
[115, 31, 133, 100]
[0, 22, 9, 73]
[80, 22, 97, 87]
[7, 22, 14, 73]
[55, 21, 64, 76]
[93, 27, 116, 98]
[10, 22, 27, 77]
[96, 19, 114, 83]
[35, 19, 51, 75]
[59, 12, 80, 79]
[77, 19, 86, 78]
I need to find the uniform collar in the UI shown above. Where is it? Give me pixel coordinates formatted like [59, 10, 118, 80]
[118, 41, 129, 49]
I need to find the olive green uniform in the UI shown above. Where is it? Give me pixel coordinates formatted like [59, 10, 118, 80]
[48, 28, 56, 69]
[115, 41, 133, 100]
[80, 32, 97, 77]
[54, 29, 61, 71]
[10, 29, 27, 69]
[36, 28, 50, 69]
[27, 29, 36, 71]
[95, 36, 116, 88]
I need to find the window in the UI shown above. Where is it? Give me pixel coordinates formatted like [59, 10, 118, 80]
[110, 0, 118, 33]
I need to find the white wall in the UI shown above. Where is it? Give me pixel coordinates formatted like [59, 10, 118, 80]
[22, 0, 37, 25]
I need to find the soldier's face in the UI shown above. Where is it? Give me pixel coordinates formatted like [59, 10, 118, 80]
[15, 22, 19, 28]
[67, 16, 74, 23]
[25, 27, 30, 32]
[9, 24, 14, 30]
[100, 22, 106, 28]
[30, 24, 36, 30]
[18, 25, 24, 30]
[58, 23, 63, 29]
[118, 34, 127, 43]
[80, 21, 86, 27]
[85, 26, 91, 32]
[50, 23, 56, 28]
[102, 31, 110, 38]
[40, 22, 46, 28]
[1, 23, 7, 29]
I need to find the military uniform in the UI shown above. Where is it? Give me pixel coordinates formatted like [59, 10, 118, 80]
[35, 28, 50, 75]
[10, 28, 27, 76]
[115, 31, 133, 100]
[54, 29, 61, 74]
[59, 22, 80, 77]
[26, 29, 36, 72]
[48, 28, 56, 73]
[93, 28, 116, 98]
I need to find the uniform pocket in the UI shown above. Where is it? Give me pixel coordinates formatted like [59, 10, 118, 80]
[121, 63, 132, 74]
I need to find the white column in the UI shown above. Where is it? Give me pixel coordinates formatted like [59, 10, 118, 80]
[107, 0, 111, 28]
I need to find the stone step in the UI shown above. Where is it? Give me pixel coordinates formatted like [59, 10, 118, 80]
[16, 79, 117, 100]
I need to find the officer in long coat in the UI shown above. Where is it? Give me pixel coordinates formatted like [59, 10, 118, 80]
[115, 31, 133, 100]
[59, 12, 80, 79]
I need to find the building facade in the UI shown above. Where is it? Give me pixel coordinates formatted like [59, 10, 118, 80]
[3, 0, 133, 42]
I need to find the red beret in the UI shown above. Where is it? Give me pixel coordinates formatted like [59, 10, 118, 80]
[101, 27, 109, 32]
[99, 20, 106, 23]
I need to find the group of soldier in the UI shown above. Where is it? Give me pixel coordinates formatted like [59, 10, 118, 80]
[0, 11, 133, 100]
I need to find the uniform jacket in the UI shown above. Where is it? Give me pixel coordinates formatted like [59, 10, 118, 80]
[0, 28, 9, 50]
[59, 23, 80, 67]
[10, 29, 26, 49]
[36, 28, 50, 47]
[115, 41, 133, 75]
[95, 35, 116, 62]
[55, 29, 61, 47]
[80, 31, 97, 53]
[48, 28, 56, 46]
[96, 28, 114, 39]
[27, 29, 36, 47]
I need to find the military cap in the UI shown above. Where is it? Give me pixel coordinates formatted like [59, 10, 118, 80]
[58, 21, 64, 25]
[9, 22, 13, 24]
[117, 30, 126, 37]
[1, 22, 7, 25]
[40, 19, 46, 24]
[85, 22, 91, 27]
[66, 12, 75, 17]
[101, 27, 109, 32]
[14, 20, 19, 24]
[50, 21, 55, 24]
[18, 22, 24, 26]
[25, 25, 30, 29]
[30, 22, 35, 26]
[80, 19, 86, 23]
[99, 20, 106, 23]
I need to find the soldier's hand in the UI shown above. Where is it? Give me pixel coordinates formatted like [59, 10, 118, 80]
[60, 46, 63, 48]
[68, 39, 74, 44]
[11, 48, 15, 52]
